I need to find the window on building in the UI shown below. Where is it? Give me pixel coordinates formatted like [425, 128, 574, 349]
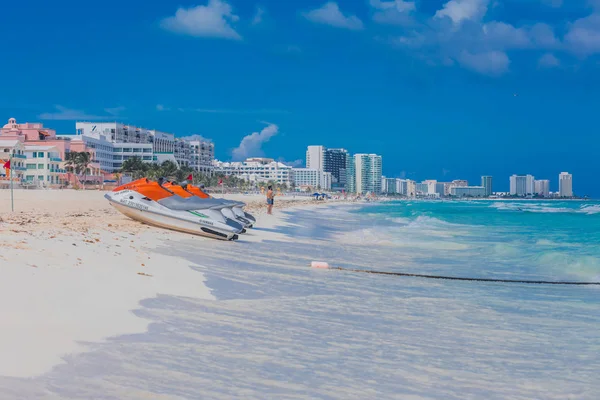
[26, 164, 36, 169]
[38, 176, 44, 181]
[38, 164, 44, 169]
[33, 152, 37, 158]
[38, 152, 44, 158]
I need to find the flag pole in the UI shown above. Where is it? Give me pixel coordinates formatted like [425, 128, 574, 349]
[9, 151, 14, 212]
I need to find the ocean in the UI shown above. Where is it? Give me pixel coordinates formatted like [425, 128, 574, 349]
[2, 200, 599, 399]
[350, 199, 600, 283]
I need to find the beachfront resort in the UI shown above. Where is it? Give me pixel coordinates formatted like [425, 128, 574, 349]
[0, 118, 576, 200]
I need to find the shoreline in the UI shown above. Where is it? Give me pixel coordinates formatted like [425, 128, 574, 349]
[0, 189, 350, 378]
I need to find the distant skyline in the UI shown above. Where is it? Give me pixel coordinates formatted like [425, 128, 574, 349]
[2, 0, 599, 196]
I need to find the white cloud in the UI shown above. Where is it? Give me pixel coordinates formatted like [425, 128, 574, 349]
[457, 50, 510, 76]
[180, 134, 213, 143]
[161, 0, 241, 40]
[538, 53, 560, 68]
[482, 22, 531, 49]
[370, 0, 417, 25]
[303, 2, 364, 30]
[529, 23, 559, 48]
[252, 6, 265, 25]
[277, 158, 303, 167]
[370, 0, 416, 12]
[231, 123, 279, 160]
[434, 0, 489, 26]
[564, 13, 600, 56]
[156, 104, 167, 111]
[104, 106, 125, 116]
[38, 106, 114, 121]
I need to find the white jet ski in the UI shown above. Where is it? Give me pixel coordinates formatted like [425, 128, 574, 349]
[172, 183, 256, 228]
[105, 179, 245, 241]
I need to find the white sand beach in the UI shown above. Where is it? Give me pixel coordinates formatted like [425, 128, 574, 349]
[0, 189, 325, 378]
[1, 190, 599, 400]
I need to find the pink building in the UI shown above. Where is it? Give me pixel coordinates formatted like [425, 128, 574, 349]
[1, 118, 72, 160]
[0, 118, 103, 185]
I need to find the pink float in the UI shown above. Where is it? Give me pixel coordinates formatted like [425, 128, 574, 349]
[311, 261, 330, 269]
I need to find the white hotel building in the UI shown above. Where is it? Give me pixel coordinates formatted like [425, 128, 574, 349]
[559, 172, 573, 197]
[213, 158, 292, 186]
[60, 122, 214, 174]
[510, 174, 535, 196]
[353, 153, 382, 194]
[292, 168, 332, 191]
[534, 179, 550, 197]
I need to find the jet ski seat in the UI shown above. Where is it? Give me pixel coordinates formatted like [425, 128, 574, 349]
[158, 196, 233, 211]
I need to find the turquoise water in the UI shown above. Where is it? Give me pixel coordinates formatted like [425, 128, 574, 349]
[353, 200, 600, 283]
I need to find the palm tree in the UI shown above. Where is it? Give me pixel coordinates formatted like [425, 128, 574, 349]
[174, 166, 194, 183]
[120, 157, 147, 179]
[64, 152, 76, 173]
[74, 152, 92, 189]
[145, 163, 162, 180]
[159, 160, 178, 180]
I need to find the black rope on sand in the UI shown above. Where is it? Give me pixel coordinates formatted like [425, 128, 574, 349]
[327, 267, 600, 286]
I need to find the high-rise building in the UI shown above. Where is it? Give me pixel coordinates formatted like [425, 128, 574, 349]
[415, 183, 429, 195]
[559, 172, 573, 197]
[325, 148, 348, 189]
[353, 153, 382, 194]
[381, 177, 397, 194]
[345, 156, 355, 193]
[188, 139, 214, 176]
[510, 174, 535, 196]
[306, 146, 348, 189]
[406, 180, 416, 197]
[395, 179, 408, 195]
[306, 145, 325, 171]
[534, 179, 550, 197]
[482, 176, 493, 196]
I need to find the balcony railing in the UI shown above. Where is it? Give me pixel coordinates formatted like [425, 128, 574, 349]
[49, 157, 62, 162]
[12, 154, 27, 159]
[13, 166, 27, 171]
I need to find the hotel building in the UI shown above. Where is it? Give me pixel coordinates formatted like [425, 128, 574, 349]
[306, 145, 348, 190]
[534, 179, 550, 197]
[510, 174, 535, 196]
[559, 172, 573, 197]
[64, 122, 214, 174]
[353, 153, 382, 194]
[482, 176, 493, 196]
[213, 158, 292, 186]
[451, 186, 486, 197]
[292, 168, 332, 190]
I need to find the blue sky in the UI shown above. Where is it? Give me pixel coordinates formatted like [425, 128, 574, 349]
[2, 0, 600, 195]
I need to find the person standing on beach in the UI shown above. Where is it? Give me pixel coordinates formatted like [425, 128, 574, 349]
[266, 185, 274, 214]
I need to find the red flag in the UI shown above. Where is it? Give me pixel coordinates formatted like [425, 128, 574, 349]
[3, 160, 9, 169]
[186, 174, 193, 181]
